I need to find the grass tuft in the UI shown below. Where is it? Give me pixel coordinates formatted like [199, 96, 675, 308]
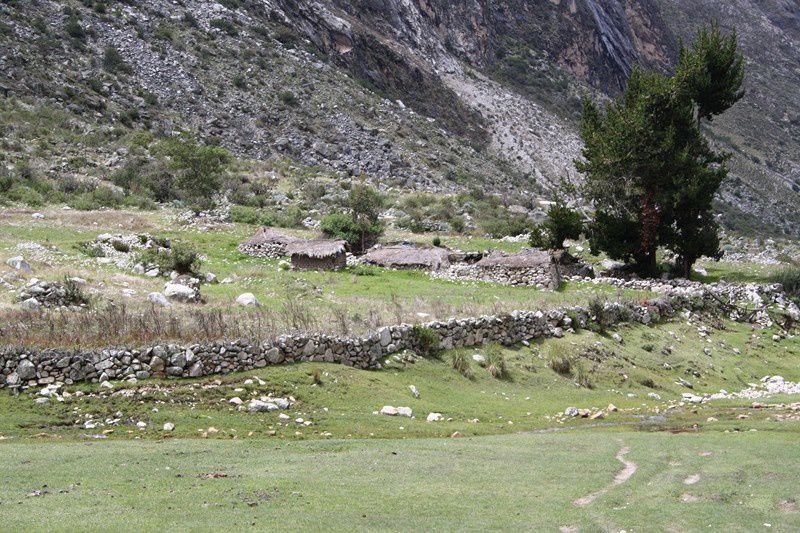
[450, 352, 474, 379]
[484, 345, 508, 379]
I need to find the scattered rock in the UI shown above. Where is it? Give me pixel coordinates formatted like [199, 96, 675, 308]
[379, 405, 412, 417]
[235, 293, 260, 307]
[147, 292, 171, 307]
[248, 400, 278, 413]
[6, 256, 31, 272]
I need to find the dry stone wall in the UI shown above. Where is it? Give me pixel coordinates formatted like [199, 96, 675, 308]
[432, 263, 560, 289]
[237, 243, 287, 259]
[1, 291, 727, 390]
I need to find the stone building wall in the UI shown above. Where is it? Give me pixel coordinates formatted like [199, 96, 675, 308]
[291, 252, 347, 270]
[237, 243, 287, 259]
[432, 263, 561, 289]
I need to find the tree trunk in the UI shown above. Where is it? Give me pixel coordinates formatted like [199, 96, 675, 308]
[681, 255, 694, 279]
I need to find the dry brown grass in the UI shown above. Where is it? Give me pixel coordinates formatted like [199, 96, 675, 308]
[0, 304, 283, 348]
[0, 207, 160, 231]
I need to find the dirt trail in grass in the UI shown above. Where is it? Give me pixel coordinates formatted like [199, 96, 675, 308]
[573, 446, 637, 507]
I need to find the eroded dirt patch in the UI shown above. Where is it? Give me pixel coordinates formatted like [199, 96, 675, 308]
[573, 446, 637, 507]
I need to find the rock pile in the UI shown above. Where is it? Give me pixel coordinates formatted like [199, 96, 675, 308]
[17, 278, 88, 311]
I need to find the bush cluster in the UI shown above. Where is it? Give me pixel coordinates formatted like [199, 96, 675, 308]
[137, 241, 201, 275]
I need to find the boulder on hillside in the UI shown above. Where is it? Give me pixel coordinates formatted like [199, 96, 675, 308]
[235, 292, 260, 307]
[164, 283, 200, 303]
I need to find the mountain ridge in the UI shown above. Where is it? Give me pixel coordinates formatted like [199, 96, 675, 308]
[1, 0, 798, 236]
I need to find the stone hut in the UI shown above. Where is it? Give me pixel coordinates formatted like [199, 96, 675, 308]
[362, 244, 451, 271]
[286, 240, 347, 270]
[473, 249, 561, 288]
[238, 227, 300, 259]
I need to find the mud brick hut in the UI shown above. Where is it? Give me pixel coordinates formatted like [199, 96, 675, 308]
[286, 240, 347, 270]
[362, 244, 451, 271]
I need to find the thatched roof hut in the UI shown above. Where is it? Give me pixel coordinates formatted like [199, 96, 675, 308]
[244, 227, 299, 247]
[362, 244, 451, 271]
[239, 227, 301, 258]
[285, 240, 347, 270]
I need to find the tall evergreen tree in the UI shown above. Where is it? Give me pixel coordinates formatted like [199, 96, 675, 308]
[577, 23, 744, 278]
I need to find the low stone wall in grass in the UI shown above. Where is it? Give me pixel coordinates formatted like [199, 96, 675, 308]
[0, 291, 725, 390]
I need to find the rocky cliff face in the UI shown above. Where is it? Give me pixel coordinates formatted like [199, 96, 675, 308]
[1, 0, 798, 236]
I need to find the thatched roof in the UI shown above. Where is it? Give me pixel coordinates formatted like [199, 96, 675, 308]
[475, 249, 554, 269]
[244, 227, 300, 247]
[363, 245, 450, 270]
[286, 239, 347, 258]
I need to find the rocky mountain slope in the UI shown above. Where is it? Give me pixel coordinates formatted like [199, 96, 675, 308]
[1, 0, 798, 235]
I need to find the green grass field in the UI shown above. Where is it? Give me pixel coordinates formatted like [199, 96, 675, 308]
[1, 428, 798, 531]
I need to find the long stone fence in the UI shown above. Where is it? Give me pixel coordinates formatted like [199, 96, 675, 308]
[1, 283, 796, 389]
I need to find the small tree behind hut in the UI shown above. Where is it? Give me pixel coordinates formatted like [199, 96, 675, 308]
[321, 181, 384, 253]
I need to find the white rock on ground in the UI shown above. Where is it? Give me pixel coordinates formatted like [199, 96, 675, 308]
[379, 406, 412, 417]
[472, 354, 486, 365]
[248, 400, 278, 412]
[426, 412, 444, 422]
[163, 422, 175, 431]
[20, 298, 41, 312]
[147, 292, 171, 307]
[235, 292, 260, 307]
[6, 256, 31, 272]
[163, 283, 199, 303]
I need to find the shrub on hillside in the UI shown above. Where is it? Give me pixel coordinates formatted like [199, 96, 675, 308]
[138, 241, 201, 275]
[547, 352, 571, 376]
[102, 46, 132, 74]
[411, 325, 440, 358]
[5, 185, 45, 207]
[230, 205, 262, 225]
[772, 267, 800, 303]
[210, 18, 238, 36]
[64, 276, 92, 307]
[479, 211, 530, 238]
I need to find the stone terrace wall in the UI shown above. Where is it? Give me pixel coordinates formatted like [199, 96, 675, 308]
[1, 292, 720, 390]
